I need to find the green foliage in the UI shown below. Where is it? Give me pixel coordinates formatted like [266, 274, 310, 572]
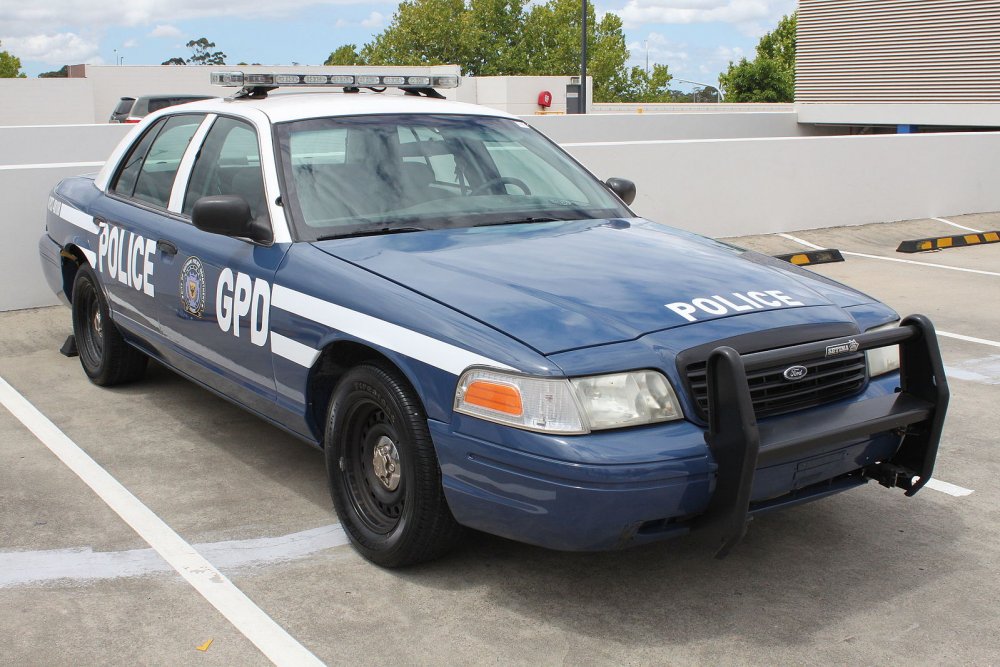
[161, 57, 187, 66]
[186, 38, 226, 66]
[619, 64, 673, 103]
[325, 44, 363, 66]
[361, 0, 471, 67]
[38, 65, 69, 78]
[346, 0, 641, 102]
[719, 12, 796, 102]
[0, 41, 26, 78]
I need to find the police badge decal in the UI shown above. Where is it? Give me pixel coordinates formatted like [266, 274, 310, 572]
[180, 257, 206, 317]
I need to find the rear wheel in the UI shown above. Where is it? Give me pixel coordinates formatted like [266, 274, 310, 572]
[71, 265, 147, 386]
[325, 362, 462, 567]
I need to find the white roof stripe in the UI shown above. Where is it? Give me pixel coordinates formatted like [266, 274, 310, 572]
[270, 285, 514, 376]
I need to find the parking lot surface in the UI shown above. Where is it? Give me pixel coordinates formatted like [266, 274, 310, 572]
[2, 214, 999, 665]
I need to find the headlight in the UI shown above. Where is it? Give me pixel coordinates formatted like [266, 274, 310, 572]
[865, 321, 901, 377]
[454, 368, 683, 435]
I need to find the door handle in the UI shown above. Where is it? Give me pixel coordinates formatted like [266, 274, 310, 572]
[156, 239, 178, 256]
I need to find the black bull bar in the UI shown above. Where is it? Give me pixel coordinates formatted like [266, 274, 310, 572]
[699, 314, 949, 557]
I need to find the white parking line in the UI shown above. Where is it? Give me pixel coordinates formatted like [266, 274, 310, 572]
[778, 233, 1000, 277]
[925, 479, 974, 497]
[937, 331, 1000, 349]
[933, 217, 984, 233]
[0, 376, 325, 667]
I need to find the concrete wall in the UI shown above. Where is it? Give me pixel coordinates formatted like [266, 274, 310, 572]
[0, 125, 131, 311]
[5, 123, 1000, 311]
[0, 79, 98, 125]
[523, 112, 840, 143]
[563, 131, 1000, 238]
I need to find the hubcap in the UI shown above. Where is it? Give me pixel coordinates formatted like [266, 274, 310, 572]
[372, 435, 401, 491]
[92, 309, 103, 337]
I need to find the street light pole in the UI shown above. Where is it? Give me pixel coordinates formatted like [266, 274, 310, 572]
[580, 0, 587, 114]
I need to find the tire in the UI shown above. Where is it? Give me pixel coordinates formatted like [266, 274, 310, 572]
[325, 362, 462, 567]
[71, 264, 148, 386]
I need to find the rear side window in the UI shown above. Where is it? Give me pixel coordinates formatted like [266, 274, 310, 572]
[111, 115, 203, 209]
[183, 116, 269, 224]
[113, 98, 134, 115]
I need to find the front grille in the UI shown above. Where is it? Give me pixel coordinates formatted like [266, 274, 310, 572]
[685, 351, 868, 420]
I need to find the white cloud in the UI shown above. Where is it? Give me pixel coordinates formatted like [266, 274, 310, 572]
[360, 11, 384, 29]
[0, 32, 100, 65]
[627, 32, 689, 69]
[617, 0, 794, 29]
[123, 38, 138, 48]
[0, 0, 370, 38]
[148, 24, 182, 39]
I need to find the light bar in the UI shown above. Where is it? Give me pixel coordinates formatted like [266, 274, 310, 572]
[210, 71, 460, 90]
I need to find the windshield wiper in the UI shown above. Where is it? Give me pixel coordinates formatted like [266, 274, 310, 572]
[473, 216, 562, 228]
[315, 225, 428, 241]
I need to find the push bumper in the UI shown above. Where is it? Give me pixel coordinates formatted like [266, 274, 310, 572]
[699, 314, 949, 556]
[435, 315, 947, 554]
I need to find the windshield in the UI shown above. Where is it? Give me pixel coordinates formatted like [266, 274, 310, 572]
[275, 114, 631, 240]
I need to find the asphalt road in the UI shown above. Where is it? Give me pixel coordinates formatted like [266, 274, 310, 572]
[2, 213, 998, 665]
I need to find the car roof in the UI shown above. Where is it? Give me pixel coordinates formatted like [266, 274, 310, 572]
[171, 90, 520, 124]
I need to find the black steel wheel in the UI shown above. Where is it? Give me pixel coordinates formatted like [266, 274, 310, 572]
[325, 362, 462, 567]
[71, 265, 147, 386]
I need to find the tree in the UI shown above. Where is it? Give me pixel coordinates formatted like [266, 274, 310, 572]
[39, 65, 69, 78]
[186, 38, 226, 66]
[719, 12, 796, 102]
[325, 44, 363, 66]
[519, 0, 630, 102]
[361, 0, 471, 68]
[352, 0, 633, 101]
[161, 57, 187, 66]
[619, 64, 673, 103]
[0, 41, 26, 78]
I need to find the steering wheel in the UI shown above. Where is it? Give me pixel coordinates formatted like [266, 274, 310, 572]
[468, 176, 532, 196]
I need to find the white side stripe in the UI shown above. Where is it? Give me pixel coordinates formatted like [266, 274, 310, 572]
[0, 375, 324, 667]
[271, 332, 321, 368]
[56, 201, 100, 235]
[271, 285, 514, 375]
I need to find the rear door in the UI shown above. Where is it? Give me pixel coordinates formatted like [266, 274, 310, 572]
[93, 113, 205, 347]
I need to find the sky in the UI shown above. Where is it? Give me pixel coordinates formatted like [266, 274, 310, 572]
[1, 0, 796, 87]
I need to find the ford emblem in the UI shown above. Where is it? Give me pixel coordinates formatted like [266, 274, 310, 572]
[783, 365, 809, 381]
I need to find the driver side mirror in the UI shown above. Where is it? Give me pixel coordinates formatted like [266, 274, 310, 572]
[192, 195, 272, 244]
[605, 178, 636, 206]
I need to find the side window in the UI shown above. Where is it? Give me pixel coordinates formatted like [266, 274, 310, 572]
[111, 118, 166, 198]
[183, 117, 270, 224]
[129, 115, 203, 209]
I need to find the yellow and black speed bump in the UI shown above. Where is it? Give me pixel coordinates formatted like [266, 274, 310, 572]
[897, 231, 1000, 253]
[773, 249, 845, 266]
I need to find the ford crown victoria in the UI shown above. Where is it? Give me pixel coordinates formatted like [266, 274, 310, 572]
[39, 72, 949, 566]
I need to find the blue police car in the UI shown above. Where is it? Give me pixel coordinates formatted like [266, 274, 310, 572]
[39, 72, 949, 567]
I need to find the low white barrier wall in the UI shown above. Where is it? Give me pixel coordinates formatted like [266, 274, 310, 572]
[3, 123, 999, 311]
[561, 131, 1000, 238]
[1, 124, 131, 311]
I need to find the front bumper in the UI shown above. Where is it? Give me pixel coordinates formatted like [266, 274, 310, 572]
[434, 315, 948, 554]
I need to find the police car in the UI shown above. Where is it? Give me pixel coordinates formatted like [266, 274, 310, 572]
[39, 71, 949, 567]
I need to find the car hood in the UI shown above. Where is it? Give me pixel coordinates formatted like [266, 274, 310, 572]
[312, 218, 875, 355]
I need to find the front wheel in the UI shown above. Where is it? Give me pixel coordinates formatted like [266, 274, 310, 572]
[71, 264, 147, 386]
[325, 362, 462, 567]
